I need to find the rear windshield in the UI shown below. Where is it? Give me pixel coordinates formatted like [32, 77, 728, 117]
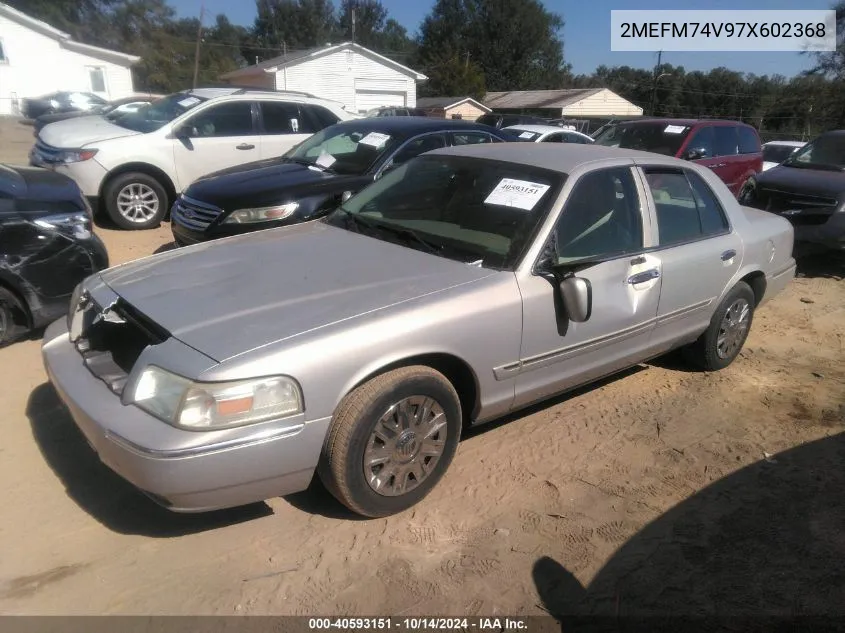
[763, 144, 801, 164]
[593, 122, 692, 157]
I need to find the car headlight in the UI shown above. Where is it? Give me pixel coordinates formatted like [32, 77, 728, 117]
[222, 202, 299, 224]
[34, 211, 92, 239]
[56, 149, 98, 164]
[132, 366, 303, 430]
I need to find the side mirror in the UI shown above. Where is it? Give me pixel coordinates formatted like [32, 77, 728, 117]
[685, 147, 708, 160]
[558, 275, 592, 322]
[341, 191, 353, 203]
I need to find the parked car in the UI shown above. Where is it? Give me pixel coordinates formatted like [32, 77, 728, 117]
[475, 113, 549, 129]
[33, 96, 157, 135]
[740, 130, 845, 251]
[0, 165, 108, 347]
[42, 143, 795, 517]
[365, 106, 428, 117]
[504, 124, 594, 144]
[593, 118, 763, 198]
[21, 91, 108, 120]
[171, 117, 513, 245]
[29, 87, 356, 231]
[761, 140, 806, 171]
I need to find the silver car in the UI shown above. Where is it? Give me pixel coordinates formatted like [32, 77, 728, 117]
[42, 144, 796, 518]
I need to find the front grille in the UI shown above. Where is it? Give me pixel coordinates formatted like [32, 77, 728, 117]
[171, 195, 223, 231]
[75, 298, 169, 396]
[759, 187, 838, 211]
[756, 187, 838, 227]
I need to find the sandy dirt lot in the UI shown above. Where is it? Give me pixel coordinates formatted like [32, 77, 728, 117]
[1, 117, 844, 619]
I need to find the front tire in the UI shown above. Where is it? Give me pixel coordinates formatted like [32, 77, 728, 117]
[0, 287, 30, 348]
[683, 281, 755, 371]
[318, 366, 462, 517]
[104, 172, 168, 230]
[738, 178, 756, 205]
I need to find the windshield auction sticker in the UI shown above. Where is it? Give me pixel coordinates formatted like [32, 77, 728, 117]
[316, 151, 336, 168]
[664, 125, 688, 134]
[359, 132, 391, 148]
[485, 179, 551, 211]
[178, 97, 201, 107]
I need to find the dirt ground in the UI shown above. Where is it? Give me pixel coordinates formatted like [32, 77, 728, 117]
[1, 117, 844, 619]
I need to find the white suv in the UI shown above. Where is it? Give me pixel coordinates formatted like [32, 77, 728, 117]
[30, 88, 356, 230]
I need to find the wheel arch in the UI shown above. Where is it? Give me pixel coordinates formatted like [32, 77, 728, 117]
[99, 162, 177, 213]
[739, 269, 767, 306]
[340, 352, 481, 428]
[0, 275, 33, 329]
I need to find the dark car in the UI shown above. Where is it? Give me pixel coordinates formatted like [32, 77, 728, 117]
[33, 96, 155, 135]
[0, 165, 109, 347]
[593, 118, 763, 198]
[171, 117, 512, 245]
[741, 130, 845, 251]
[365, 106, 428, 117]
[21, 91, 108, 120]
[475, 113, 549, 129]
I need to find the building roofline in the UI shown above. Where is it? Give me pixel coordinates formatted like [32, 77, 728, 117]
[221, 42, 427, 81]
[0, 1, 70, 39]
[62, 40, 141, 65]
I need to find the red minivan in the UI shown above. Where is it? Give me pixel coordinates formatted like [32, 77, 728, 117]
[593, 118, 763, 198]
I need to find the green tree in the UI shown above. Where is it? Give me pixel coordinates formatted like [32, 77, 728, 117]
[809, 2, 845, 79]
[417, 0, 570, 95]
[419, 49, 487, 99]
[248, 0, 335, 62]
[336, 0, 385, 48]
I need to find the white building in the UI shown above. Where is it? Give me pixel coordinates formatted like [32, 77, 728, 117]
[221, 42, 427, 114]
[0, 2, 140, 115]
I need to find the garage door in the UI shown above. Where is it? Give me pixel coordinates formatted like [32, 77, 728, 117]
[355, 90, 406, 113]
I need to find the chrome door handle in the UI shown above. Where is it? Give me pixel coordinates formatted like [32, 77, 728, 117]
[721, 249, 737, 261]
[236, 143, 255, 150]
[627, 268, 660, 284]
[714, 162, 727, 168]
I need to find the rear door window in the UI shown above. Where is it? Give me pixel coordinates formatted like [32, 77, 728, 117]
[713, 126, 739, 158]
[261, 101, 304, 134]
[645, 167, 729, 245]
[188, 102, 257, 137]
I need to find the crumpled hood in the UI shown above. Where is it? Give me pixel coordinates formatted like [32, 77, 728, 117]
[39, 115, 140, 148]
[98, 221, 494, 362]
[757, 165, 845, 201]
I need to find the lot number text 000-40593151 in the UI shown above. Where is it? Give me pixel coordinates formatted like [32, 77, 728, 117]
[610, 9, 837, 52]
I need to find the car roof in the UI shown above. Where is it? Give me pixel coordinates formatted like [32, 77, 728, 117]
[429, 142, 676, 173]
[330, 116, 499, 136]
[763, 140, 805, 147]
[612, 117, 752, 128]
[503, 124, 571, 134]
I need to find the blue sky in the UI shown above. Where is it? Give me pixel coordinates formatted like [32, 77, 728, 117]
[170, 0, 829, 77]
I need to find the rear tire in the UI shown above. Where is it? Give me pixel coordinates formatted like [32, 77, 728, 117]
[104, 172, 168, 230]
[0, 287, 30, 348]
[683, 281, 755, 371]
[318, 366, 462, 518]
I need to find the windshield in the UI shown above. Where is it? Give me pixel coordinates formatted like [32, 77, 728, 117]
[508, 128, 542, 142]
[763, 144, 801, 164]
[593, 122, 692, 157]
[283, 126, 399, 175]
[323, 155, 565, 270]
[110, 93, 207, 133]
[783, 136, 845, 170]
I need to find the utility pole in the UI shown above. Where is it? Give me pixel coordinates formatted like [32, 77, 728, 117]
[465, 50, 469, 69]
[649, 50, 663, 116]
[351, 6, 356, 43]
[192, 1, 205, 89]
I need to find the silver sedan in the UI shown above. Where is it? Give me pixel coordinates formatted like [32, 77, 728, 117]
[42, 143, 796, 517]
